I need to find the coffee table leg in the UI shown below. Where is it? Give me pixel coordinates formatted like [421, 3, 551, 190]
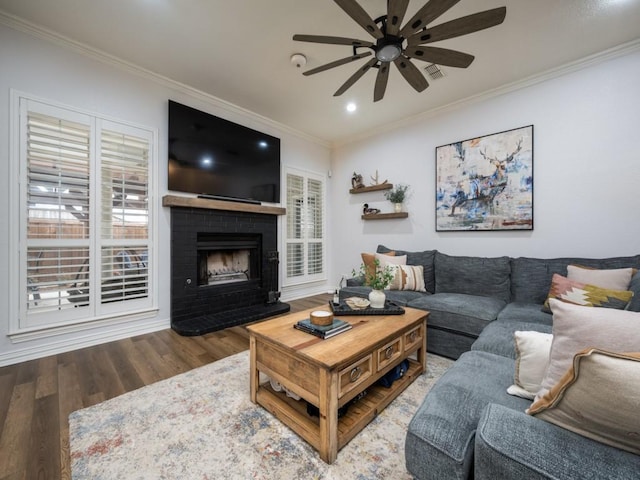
[249, 335, 258, 404]
[318, 368, 339, 463]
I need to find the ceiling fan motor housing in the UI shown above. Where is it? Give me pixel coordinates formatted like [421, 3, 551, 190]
[375, 35, 403, 62]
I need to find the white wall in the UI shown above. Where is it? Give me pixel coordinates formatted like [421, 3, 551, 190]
[330, 48, 640, 278]
[0, 23, 332, 366]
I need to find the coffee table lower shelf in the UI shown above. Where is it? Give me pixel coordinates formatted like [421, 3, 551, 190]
[255, 359, 423, 457]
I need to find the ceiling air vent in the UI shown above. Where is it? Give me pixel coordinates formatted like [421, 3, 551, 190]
[424, 63, 446, 80]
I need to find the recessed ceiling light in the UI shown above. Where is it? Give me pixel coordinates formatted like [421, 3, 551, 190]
[346, 102, 357, 113]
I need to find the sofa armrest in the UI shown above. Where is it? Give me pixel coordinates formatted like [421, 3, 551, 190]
[475, 403, 640, 480]
[346, 276, 365, 287]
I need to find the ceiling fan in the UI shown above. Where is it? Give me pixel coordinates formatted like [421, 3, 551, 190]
[293, 0, 506, 102]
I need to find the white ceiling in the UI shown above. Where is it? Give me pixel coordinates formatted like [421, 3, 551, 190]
[1, 0, 639, 144]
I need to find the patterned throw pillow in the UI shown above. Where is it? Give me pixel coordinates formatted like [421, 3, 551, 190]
[388, 265, 426, 292]
[541, 273, 633, 313]
[529, 348, 640, 455]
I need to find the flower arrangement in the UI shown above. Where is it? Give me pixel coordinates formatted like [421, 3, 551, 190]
[384, 184, 410, 203]
[352, 259, 395, 291]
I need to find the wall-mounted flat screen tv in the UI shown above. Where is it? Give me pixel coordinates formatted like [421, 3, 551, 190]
[168, 100, 281, 204]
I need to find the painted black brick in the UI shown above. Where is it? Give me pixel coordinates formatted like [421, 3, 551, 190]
[169, 207, 282, 333]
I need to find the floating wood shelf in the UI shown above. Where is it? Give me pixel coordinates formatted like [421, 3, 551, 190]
[162, 195, 286, 215]
[361, 212, 409, 220]
[349, 183, 393, 194]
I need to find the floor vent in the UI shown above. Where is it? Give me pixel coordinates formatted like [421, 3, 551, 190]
[424, 63, 446, 80]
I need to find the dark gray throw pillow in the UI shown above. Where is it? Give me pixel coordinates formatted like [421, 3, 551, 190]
[377, 245, 436, 293]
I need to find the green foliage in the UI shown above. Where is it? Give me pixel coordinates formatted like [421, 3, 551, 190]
[384, 184, 410, 203]
[352, 259, 395, 290]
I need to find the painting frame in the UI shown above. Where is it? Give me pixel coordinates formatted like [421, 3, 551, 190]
[435, 125, 534, 231]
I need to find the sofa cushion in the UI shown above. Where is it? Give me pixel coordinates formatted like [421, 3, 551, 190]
[471, 317, 553, 359]
[529, 348, 640, 456]
[434, 252, 511, 303]
[377, 244, 436, 293]
[475, 403, 640, 480]
[408, 293, 506, 337]
[496, 302, 553, 325]
[628, 270, 640, 312]
[405, 351, 530, 480]
[510, 255, 640, 305]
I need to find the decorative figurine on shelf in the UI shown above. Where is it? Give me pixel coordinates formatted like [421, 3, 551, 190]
[351, 172, 365, 190]
[370, 170, 388, 186]
[363, 203, 381, 215]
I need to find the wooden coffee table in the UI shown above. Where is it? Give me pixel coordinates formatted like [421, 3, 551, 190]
[247, 306, 427, 464]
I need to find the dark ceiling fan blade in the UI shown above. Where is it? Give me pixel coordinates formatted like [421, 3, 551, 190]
[393, 56, 429, 92]
[303, 52, 372, 76]
[386, 0, 410, 36]
[374, 63, 390, 102]
[408, 7, 507, 45]
[334, 58, 378, 96]
[404, 45, 474, 68]
[293, 34, 373, 48]
[333, 0, 384, 39]
[399, 0, 460, 38]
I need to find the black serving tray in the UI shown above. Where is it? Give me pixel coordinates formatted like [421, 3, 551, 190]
[329, 300, 405, 316]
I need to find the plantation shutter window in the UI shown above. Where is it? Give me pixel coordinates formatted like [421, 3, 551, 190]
[100, 129, 149, 304]
[284, 169, 325, 285]
[16, 96, 155, 332]
[25, 110, 92, 318]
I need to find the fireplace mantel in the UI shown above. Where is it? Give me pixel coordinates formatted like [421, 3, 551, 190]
[163, 195, 286, 216]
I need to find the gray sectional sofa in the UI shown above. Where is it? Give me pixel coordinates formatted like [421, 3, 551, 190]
[340, 246, 640, 480]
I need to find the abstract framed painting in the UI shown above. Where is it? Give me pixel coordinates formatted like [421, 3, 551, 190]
[435, 125, 533, 231]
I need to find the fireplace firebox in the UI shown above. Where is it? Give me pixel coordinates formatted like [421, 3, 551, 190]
[197, 234, 260, 286]
[168, 204, 290, 335]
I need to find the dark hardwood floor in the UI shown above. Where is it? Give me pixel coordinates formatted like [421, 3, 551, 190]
[0, 294, 331, 480]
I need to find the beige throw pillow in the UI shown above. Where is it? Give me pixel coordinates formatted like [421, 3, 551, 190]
[529, 348, 640, 455]
[507, 331, 553, 400]
[535, 299, 640, 402]
[567, 265, 635, 291]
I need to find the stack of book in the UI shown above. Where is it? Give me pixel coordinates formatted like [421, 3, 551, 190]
[294, 317, 352, 339]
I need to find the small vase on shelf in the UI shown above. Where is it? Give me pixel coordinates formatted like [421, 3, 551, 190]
[394, 203, 403, 213]
[369, 289, 386, 309]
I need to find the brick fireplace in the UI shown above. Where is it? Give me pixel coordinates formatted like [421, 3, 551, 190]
[165, 195, 290, 335]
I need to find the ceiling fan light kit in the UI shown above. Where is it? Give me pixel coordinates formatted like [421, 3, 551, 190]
[293, 0, 506, 102]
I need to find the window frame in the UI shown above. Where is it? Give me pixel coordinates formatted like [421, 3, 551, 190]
[282, 166, 327, 287]
[8, 91, 158, 338]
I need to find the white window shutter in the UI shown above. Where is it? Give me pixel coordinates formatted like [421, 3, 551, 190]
[284, 169, 325, 283]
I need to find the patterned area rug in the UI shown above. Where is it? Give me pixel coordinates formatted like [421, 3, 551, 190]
[69, 350, 453, 479]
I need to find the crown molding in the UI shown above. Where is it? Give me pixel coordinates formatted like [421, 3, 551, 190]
[0, 10, 331, 149]
[333, 38, 640, 148]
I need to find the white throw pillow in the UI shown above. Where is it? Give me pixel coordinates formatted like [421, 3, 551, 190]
[567, 265, 634, 291]
[507, 331, 553, 400]
[534, 299, 640, 402]
[375, 252, 407, 267]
